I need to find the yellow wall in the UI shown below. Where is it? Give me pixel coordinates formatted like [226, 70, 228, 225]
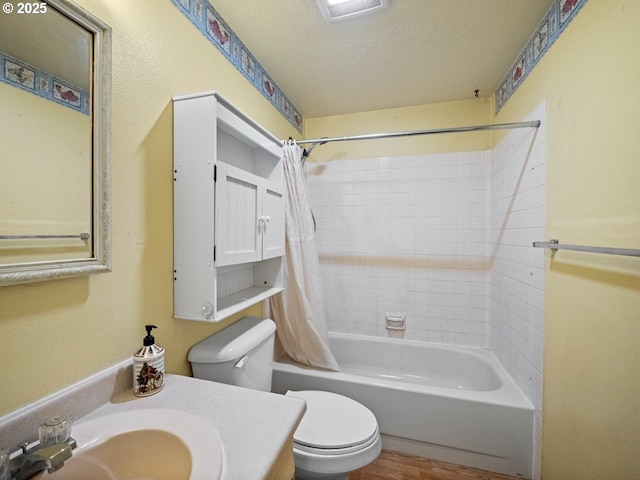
[0, 0, 299, 416]
[304, 98, 491, 161]
[494, 1, 640, 478]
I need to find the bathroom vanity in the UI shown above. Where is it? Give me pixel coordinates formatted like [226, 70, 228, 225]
[0, 363, 306, 480]
[77, 375, 305, 479]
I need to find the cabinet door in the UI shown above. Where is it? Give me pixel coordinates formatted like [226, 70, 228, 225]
[215, 162, 261, 266]
[261, 180, 285, 259]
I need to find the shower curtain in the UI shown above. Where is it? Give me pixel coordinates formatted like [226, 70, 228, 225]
[269, 142, 339, 371]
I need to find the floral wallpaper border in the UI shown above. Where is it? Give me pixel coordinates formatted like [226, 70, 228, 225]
[496, 0, 589, 113]
[172, 0, 303, 132]
[0, 51, 90, 115]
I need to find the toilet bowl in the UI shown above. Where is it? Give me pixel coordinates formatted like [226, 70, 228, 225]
[188, 316, 381, 480]
[285, 390, 381, 480]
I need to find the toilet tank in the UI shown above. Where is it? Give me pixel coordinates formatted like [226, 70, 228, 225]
[188, 316, 276, 392]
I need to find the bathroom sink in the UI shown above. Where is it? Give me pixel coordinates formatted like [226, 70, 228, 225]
[34, 408, 223, 480]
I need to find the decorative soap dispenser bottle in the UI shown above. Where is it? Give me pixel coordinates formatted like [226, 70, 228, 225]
[133, 324, 165, 397]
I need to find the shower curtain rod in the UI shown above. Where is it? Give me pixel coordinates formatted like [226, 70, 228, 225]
[292, 120, 540, 147]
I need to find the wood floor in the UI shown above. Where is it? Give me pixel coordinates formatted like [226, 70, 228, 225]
[349, 450, 523, 480]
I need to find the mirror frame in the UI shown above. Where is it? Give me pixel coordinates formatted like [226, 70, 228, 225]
[0, 0, 111, 286]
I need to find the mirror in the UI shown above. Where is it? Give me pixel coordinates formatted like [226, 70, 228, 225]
[0, 0, 111, 286]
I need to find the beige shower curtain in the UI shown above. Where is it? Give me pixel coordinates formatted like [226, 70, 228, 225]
[269, 142, 339, 371]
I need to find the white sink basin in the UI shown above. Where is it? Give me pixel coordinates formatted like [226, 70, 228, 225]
[34, 408, 223, 480]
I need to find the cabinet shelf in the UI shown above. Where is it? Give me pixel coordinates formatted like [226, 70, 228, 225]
[217, 286, 284, 319]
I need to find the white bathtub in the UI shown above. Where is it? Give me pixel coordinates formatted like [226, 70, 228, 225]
[272, 332, 533, 479]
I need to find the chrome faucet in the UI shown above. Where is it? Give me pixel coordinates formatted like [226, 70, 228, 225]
[6, 438, 76, 480]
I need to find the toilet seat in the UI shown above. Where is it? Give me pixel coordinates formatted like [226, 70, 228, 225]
[285, 390, 379, 455]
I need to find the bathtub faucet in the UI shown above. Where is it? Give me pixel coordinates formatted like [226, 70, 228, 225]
[6, 437, 76, 480]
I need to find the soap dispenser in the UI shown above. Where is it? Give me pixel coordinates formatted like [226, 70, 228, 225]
[133, 324, 165, 397]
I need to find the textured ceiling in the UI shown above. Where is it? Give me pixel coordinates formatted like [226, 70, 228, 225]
[210, 0, 555, 118]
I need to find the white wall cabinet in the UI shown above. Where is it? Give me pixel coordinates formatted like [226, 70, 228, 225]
[173, 92, 284, 322]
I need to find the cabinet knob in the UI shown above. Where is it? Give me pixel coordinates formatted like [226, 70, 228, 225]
[264, 215, 270, 223]
[201, 303, 214, 317]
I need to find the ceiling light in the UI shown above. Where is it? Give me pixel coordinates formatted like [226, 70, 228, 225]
[316, 0, 388, 23]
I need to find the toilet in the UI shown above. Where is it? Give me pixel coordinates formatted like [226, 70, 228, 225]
[188, 316, 381, 480]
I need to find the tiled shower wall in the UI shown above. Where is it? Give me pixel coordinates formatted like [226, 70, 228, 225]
[307, 151, 492, 346]
[490, 103, 545, 400]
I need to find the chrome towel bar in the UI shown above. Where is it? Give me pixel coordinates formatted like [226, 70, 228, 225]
[0, 233, 90, 240]
[532, 239, 640, 257]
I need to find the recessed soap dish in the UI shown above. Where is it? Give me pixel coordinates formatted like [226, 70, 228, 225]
[385, 312, 406, 331]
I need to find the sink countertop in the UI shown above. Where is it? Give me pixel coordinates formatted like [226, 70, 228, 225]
[77, 374, 306, 480]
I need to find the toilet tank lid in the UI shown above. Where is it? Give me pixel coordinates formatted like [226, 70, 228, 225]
[188, 317, 276, 364]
